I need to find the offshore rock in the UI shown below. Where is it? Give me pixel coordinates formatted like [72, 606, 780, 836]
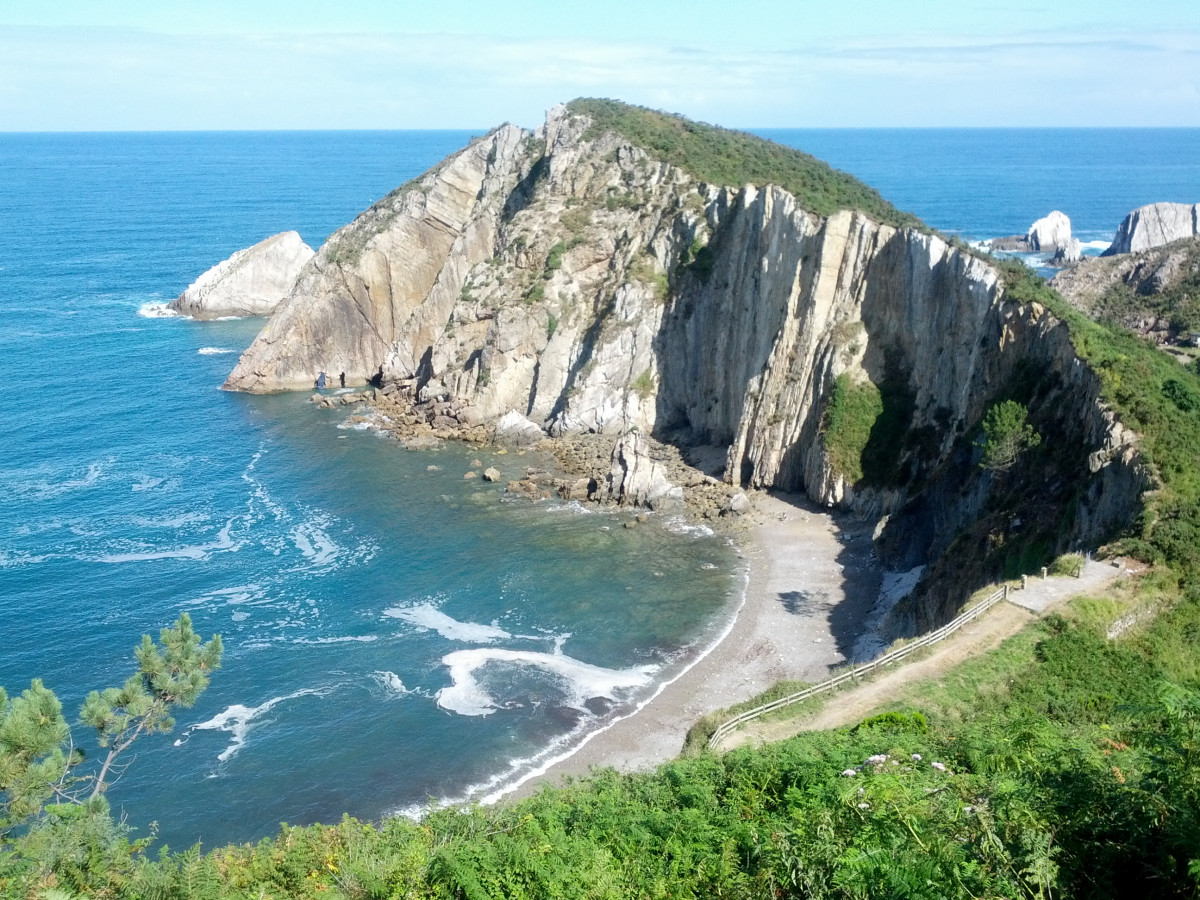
[1026, 210, 1072, 252]
[171, 231, 314, 319]
[986, 211, 1072, 253]
[1103, 202, 1200, 256]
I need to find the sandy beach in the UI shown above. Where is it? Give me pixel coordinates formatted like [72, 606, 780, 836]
[508, 491, 879, 798]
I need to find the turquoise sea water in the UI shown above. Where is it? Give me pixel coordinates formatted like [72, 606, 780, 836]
[1, 128, 1197, 850]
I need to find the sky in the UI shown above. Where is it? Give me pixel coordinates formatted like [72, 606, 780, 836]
[0, 0, 1197, 130]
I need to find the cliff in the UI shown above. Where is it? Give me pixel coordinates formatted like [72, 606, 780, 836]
[223, 100, 1148, 635]
[170, 231, 314, 319]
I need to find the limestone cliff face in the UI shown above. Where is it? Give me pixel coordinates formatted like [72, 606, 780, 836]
[224, 103, 1147, 624]
[171, 231, 314, 319]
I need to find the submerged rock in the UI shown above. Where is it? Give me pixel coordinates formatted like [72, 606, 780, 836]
[171, 231, 314, 319]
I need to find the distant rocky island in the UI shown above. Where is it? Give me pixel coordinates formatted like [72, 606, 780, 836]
[185, 99, 1158, 639]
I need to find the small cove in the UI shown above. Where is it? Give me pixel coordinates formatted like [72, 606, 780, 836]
[1, 127, 1197, 849]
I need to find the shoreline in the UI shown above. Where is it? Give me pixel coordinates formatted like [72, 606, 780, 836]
[499, 491, 880, 800]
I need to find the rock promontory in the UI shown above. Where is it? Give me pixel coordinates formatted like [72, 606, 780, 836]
[220, 99, 1150, 636]
[170, 231, 314, 319]
[1103, 202, 1200, 256]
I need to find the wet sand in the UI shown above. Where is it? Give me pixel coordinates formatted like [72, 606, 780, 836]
[507, 492, 879, 798]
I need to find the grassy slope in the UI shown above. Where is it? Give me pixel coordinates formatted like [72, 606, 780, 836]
[566, 98, 920, 228]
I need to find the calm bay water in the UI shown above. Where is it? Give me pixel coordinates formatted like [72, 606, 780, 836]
[1, 127, 1196, 849]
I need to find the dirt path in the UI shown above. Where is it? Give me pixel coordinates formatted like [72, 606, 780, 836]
[719, 559, 1130, 750]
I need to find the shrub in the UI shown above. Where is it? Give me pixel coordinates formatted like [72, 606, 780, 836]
[977, 400, 1042, 471]
[822, 374, 883, 483]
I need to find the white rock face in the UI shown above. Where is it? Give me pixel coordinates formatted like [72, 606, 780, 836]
[1104, 202, 1200, 255]
[1051, 238, 1082, 266]
[1026, 211, 1072, 252]
[171, 231, 314, 319]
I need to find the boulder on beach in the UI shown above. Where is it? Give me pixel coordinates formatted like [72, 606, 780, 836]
[170, 231, 314, 319]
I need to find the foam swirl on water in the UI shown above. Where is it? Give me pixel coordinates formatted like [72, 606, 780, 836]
[436, 647, 658, 717]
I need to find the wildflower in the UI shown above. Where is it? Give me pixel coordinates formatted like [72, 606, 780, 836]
[963, 806, 974, 814]
[891, 760, 899, 765]
[931, 761, 947, 772]
[857, 802, 870, 809]
[867, 754, 888, 765]
[911, 753, 922, 761]
[841, 769, 856, 777]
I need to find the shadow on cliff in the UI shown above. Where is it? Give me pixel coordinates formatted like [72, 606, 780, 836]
[761, 490, 881, 665]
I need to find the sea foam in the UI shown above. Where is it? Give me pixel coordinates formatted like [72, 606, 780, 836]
[179, 687, 331, 763]
[383, 603, 512, 643]
[436, 647, 658, 717]
[137, 302, 186, 319]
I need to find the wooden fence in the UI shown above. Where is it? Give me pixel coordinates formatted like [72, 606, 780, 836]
[706, 584, 1010, 751]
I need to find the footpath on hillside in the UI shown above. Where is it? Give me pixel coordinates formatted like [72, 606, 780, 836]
[718, 558, 1133, 751]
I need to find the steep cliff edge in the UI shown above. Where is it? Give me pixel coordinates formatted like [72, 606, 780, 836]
[223, 100, 1151, 636]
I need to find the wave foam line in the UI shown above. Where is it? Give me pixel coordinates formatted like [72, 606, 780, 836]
[475, 561, 749, 805]
[95, 518, 238, 563]
[178, 687, 331, 763]
[198, 347, 235, 355]
[436, 647, 657, 718]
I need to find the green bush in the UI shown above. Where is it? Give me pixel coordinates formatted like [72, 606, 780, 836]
[822, 374, 883, 483]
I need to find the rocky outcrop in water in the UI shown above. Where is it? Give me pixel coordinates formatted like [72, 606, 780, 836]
[985, 210, 1072, 255]
[1103, 202, 1200, 256]
[222, 100, 1149, 631]
[171, 231, 314, 319]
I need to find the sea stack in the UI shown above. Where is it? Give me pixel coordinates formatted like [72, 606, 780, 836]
[170, 231, 315, 319]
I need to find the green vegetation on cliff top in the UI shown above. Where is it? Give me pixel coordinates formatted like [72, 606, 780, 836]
[566, 98, 920, 228]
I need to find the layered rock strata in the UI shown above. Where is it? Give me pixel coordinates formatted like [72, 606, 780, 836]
[171, 231, 314, 319]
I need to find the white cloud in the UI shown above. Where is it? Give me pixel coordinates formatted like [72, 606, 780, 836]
[0, 26, 1196, 129]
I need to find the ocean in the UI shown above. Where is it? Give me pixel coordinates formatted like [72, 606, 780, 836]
[1, 127, 1197, 850]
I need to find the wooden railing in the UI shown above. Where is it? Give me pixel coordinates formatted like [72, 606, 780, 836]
[706, 584, 1010, 751]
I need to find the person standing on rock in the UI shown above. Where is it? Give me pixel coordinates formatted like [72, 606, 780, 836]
[339, 372, 346, 388]
[316, 372, 326, 390]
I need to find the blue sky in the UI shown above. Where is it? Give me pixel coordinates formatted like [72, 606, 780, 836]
[1, 0, 1196, 130]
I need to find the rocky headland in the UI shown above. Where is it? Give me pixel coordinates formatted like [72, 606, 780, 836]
[216, 100, 1149, 642]
[170, 231, 314, 319]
